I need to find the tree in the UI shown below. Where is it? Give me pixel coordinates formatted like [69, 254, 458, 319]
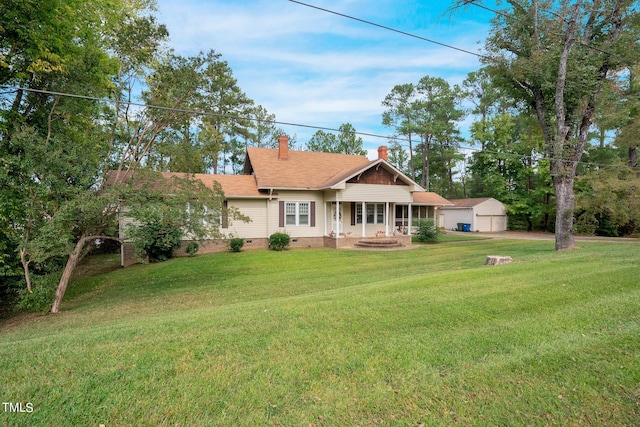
[382, 84, 418, 180]
[412, 76, 466, 194]
[387, 138, 410, 175]
[335, 123, 367, 155]
[1, 1, 253, 313]
[246, 105, 279, 148]
[306, 130, 336, 153]
[306, 123, 366, 155]
[457, 0, 640, 250]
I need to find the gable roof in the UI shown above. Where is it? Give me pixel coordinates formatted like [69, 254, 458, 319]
[245, 147, 370, 189]
[446, 197, 495, 208]
[244, 147, 424, 191]
[413, 192, 454, 206]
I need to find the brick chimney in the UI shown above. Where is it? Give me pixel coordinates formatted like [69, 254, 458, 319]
[377, 145, 388, 161]
[278, 135, 289, 160]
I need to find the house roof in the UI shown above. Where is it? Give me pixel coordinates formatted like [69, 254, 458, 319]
[446, 197, 494, 208]
[245, 147, 371, 189]
[160, 172, 266, 198]
[413, 192, 455, 206]
[105, 170, 266, 198]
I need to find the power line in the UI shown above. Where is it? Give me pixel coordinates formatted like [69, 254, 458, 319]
[287, 0, 486, 59]
[461, 0, 612, 55]
[1, 84, 629, 169]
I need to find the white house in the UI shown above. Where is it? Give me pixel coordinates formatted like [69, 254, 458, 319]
[438, 197, 508, 232]
[116, 136, 454, 265]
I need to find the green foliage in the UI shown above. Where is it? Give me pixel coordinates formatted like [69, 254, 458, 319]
[185, 241, 199, 257]
[576, 166, 640, 237]
[461, 0, 640, 248]
[381, 76, 465, 193]
[306, 123, 366, 155]
[15, 274, 59, 313]
[268, 232, 290, 251]
[128, 216, 183, 263]
[414, 218, 438, 242]
[228, 238, 244, 253]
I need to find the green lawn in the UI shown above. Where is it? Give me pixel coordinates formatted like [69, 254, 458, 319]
[1, 239, 639, 426]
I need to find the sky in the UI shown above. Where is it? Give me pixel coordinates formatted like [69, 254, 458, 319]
[154, 0, 497, 159]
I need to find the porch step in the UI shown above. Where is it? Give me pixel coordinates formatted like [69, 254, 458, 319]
[353, 238, 403, 249]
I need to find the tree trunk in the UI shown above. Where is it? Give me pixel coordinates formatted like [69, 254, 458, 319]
[553, 175, 576, 250]
[19, 247, 32, 293]
[630, 146, 638, 168]
[50, 235, 119, 314]
[50, 239, 85, 314]
[421, 136, 430, 191]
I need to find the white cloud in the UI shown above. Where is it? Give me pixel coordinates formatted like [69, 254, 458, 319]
[155, 0, 491, 147]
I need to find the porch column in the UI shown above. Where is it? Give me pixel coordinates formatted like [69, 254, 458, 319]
[336, 200, 340, 237]
[324, 202, 328, 236]
[361, 201, 366, 237]
[408, 203, 413, 235]
[385, 202, 389, 236]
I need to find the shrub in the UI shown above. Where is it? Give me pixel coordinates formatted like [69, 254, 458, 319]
[415, 218, 438, 242]
[186, 241, 199, 256]
[15, 274, 60, 313]
[228, 238, 244, 253]
[268, 232, 290, 251]
[128, 219, 183, 263]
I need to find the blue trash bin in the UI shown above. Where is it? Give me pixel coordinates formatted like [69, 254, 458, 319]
[462, 223, 471, 232]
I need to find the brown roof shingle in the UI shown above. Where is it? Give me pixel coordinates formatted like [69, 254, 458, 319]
[447, 198, 492, 208]
[412, 192, 454, 206]
[159, 172, 264, 198]
[246, 147, 371, 189]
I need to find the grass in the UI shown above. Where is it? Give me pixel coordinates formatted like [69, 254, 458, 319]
[1, 239, 639, 426]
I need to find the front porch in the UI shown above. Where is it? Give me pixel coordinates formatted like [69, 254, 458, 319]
[323, 201, 437, 239]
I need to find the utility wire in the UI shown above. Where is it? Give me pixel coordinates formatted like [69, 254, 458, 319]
[288, 0, 486, 59]
[1, 84, 629, 169]
[461, 0, 612, 55]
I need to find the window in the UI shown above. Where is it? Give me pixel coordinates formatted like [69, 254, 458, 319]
[395, 205, 408, 227]
[366, 204, 375, 224]
[355, 203, 363, 224]
[285, 202, 310, 226]
[354, 203, 385, 225]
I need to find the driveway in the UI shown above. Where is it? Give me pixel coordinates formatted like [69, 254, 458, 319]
[465, 230, 638, 243]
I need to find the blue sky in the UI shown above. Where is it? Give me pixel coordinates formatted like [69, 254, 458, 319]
[155, 0, 496, 158]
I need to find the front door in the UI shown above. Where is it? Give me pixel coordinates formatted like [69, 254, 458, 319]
[331, 202, 343, 234]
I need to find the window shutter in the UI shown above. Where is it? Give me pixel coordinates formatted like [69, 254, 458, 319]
[351, 202, 356, 226]
[222, 200, 229, 228]
[310, 201, 316, 227]
[279, 201, 284, 227]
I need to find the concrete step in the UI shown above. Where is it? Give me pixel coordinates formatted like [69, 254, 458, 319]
[353, 239, 403, 249]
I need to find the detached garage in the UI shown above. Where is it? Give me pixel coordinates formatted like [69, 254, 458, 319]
[438, 198, 508, 232]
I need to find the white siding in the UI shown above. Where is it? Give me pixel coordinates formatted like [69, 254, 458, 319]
[275, 191, 326, 238]
[226, 199, 270, 238]
[474, 199, 508, 232]
[439, 198, 508, 232]
[475, 199, 507, 217]
[439, 209, 473, 230]
[340, 184, 412, 203]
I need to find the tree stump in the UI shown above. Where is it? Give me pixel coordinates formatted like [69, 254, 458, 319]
[485, 255, 512, 265]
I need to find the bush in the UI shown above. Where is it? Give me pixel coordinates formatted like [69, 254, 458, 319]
[268, 232, 290, 251]
[15, 274, 60, 313]
[228, 238, 244, 253]
[128, 219, 183, 263]
[186, 241, 199, 256]
[415, 218, 438, 242]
